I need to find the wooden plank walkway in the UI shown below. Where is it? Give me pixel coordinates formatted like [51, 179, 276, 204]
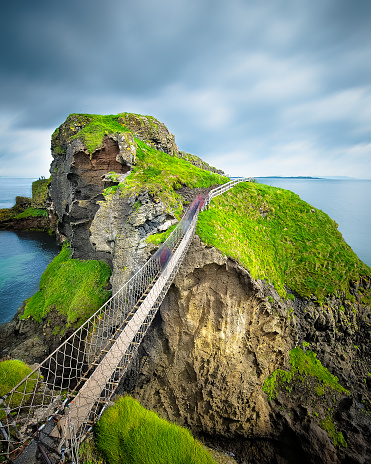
[51, 219, 195, 437]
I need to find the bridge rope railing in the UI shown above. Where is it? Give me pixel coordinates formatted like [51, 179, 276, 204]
[0, 177, 249, 463]
[203, 177, 251, 210]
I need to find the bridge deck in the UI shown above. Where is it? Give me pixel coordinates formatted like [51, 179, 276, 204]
[51, 215, 195, 438]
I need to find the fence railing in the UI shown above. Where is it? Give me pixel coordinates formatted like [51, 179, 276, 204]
[0, 177, 249, 463]
[203, 177, 250, 210]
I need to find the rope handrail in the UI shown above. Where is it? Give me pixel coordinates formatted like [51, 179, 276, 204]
[0, 177, 250, 463]
[203, 177, 250, 210]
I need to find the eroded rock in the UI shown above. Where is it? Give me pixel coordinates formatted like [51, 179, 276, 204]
[122, 237, 292, 438]
[118, 113, 178, 156]
[90, 189, 176, 293]
[49, 136, 131, 262]
[120, 236, 371, 464]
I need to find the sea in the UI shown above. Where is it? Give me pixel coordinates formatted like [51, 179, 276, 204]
[0, 177, 370, 325]
[0, 178, 60, 324]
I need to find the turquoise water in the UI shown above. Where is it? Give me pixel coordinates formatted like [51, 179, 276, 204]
[256, 178, 371, 268]
[0, 178, 60, 324]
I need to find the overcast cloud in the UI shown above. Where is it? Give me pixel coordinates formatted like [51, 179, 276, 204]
[1, 0, 370, 178]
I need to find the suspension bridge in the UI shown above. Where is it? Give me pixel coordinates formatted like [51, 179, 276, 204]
[0, 177, 249, 464]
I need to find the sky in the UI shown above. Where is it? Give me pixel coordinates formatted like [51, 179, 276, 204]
[1, 0, 371, 179]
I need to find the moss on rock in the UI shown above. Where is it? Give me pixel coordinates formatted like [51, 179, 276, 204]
[262, 347, 349, 401]
[320, 416, 348, 448]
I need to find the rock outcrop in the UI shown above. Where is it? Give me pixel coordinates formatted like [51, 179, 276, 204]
[90, 189, 174, 293]
[0, 195, 51, 232]
[121, 237, 371, 464]
[31, 178, 50, 208]
[0, 304, 69, 365]
[118, 113, 179, 157]
[50, 135, 132, 262]
[178, 151, 225, 175]
[2, 112, 370, 464]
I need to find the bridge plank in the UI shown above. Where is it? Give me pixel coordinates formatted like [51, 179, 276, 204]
[50, 220, 195, 438]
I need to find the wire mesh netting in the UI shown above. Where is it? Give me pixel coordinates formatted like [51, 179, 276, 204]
[0, 179, 248, 463]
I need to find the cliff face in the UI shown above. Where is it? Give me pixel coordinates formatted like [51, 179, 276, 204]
[123, 237, 371, 464]
[50, 135, 131, 262]
[3, 113, 369, 463]
[48, 113, 226, 291]
[124, 237, 289, 435]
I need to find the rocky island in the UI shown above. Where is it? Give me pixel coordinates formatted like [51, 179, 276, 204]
[0, 113, 370, 464]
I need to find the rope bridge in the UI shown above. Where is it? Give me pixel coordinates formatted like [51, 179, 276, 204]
[0, 178, 249, 463]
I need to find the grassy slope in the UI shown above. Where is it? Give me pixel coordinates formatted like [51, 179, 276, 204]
[93, 396, 216, 464]
[118, 139, 228, 218]
[15, 207, 48, 219]
[197, 182, 371, 301]
[21, 244, 112, 329]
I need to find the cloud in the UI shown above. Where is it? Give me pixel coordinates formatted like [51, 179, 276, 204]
[1, 0, 371, 178]
[207, 137, 371, 180]
[0, 115, 52, 177]
[285, 87, 371, 126]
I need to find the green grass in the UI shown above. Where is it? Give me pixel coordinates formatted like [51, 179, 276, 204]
[197, 182, 371, 301]
[69, 114, 131, 154]
[0, 206, 47, 223]
[0, 360, 38, 419]
[95, 396, 216, 464]
[118, 139, 228, 218]
[262, 347, 349, 401]
[31, 178, 50, 208]
[15, 207, 48, 219]
[146, 224, 177, 245]
[319, 416, 348, 447]
[20, 243, 112, 328]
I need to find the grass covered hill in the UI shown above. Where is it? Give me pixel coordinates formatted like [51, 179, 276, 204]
[21, 243, 112, 331]
[115, 138, 229, 218]
[197, 181, 371, 302]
